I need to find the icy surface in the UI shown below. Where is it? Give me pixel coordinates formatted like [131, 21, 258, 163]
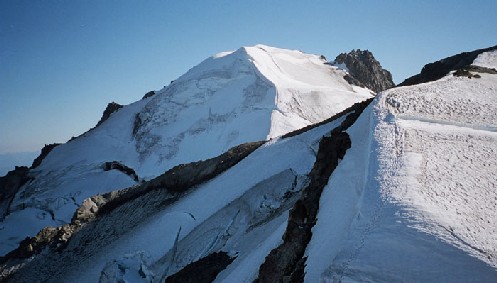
[305, 51, 497, 282]
[0, 45, 372, 256]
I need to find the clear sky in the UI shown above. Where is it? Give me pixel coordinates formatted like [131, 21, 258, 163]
[1, 0, 496, 154]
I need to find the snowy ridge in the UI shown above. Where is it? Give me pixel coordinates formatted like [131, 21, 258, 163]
[0, 45, 372, 257]
[3, 45, 495, 282]
[246, 45, 372, 137]
[305, 50, 497, 282]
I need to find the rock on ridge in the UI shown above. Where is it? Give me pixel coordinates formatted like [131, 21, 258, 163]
[399, 45, 497, 86]
[333, 49, 395, 93]
[30, 143, 60, 169]
[95, 102, 123, 128]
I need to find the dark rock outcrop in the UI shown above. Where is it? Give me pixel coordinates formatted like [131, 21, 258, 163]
[256, 98, 372, 283]
[165, 252, 235, 283]
[333, 49, 395, 93]
[92, 140, 264, 219]
[68, 101, 123, 143]
[0, 141, 264, 271]
[0, 166, 32, 220]
[102, 161, 139, 182]
[95, 102, 123, 128]
[400, 45, 497, 86]
[256, 132, 351, 283]
[453, 65, 497, 78]
[142, 90, 156, 99]
[31, 143, 60, 169]
[132, 113, 142, 137]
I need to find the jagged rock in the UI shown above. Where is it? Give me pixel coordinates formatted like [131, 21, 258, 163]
[333, 49, 395, 93]
[67, 102, 123, 143]
[95, 102, 123, 128]
[400, 45, 497, 86]
[165, 252, 235, 283]
[143, 141, 265, 193]
[92, 140, 265, 218]
[142, 90, 156, 99]
[102, 161, 139, 182]
[0, 166, 32, 220]
[31, 143, 60, 169]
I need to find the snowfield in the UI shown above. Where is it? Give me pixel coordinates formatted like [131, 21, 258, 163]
[2, 46, 496, 282]
[0, 45, 371, 257]
[305, 50, 497, 281]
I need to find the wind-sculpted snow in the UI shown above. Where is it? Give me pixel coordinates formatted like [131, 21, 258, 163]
[305, 50, 497, 282]
[376, 71, 497, 268]
[385, 74, 497, 130]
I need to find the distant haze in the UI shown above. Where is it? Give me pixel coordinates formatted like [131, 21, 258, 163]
[0, 151, 38, 176]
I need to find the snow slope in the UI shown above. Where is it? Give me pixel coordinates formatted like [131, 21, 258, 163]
[0, 45, 372, 256]
[4, 106, 351, 282]
[305, 50, 497, 281]
[2, 47, 496, 282]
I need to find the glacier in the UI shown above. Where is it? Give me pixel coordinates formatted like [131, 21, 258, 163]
[1, 46, 496, 282]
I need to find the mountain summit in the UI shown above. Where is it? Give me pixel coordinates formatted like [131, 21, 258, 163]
[2, 45, 496, 283]
[0, 45, 373, 258]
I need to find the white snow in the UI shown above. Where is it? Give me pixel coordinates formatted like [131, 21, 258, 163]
[63, 110, 348, 282]
[305, 51, 497, 282]
[0, 45, 372, 257]
[473, 49, 497, 69]
[4, 48, 497, 282]
[245, 45, 372, 138]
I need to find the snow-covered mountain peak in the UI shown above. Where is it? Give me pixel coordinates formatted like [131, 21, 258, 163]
[0, 45, 373, 257]
[2, 45, 496, 282]
[132, 45, 372, 175]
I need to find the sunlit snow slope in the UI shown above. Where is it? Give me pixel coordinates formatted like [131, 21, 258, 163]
[306, 50, 497, 282]
[0, 45, 372, 256]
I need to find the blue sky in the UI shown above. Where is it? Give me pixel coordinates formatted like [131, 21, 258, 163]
[1, 0, 496, 154]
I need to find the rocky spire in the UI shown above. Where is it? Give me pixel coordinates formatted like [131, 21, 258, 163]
[333, 49, 395, 93]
